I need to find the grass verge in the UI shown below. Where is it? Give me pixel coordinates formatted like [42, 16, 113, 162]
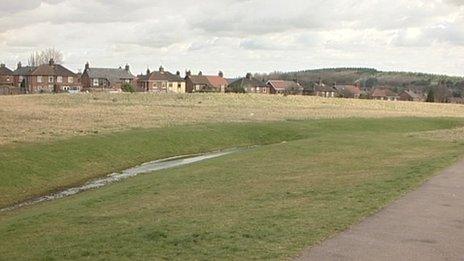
[0, 118, 464, 259]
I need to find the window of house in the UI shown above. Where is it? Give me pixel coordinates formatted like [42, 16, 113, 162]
[57, 76, 62, 83]
[49, 76, 54, 83]
[125, 79, 130, 83]
[168, 83, 173, 88]
[68, 77, 74, 83]
[6, 77, 10, 82]
[37, 76, 42, 83]
[93, 79, 99, 86]
[256, 87, 260, 91]
[178, 83, 181, 88]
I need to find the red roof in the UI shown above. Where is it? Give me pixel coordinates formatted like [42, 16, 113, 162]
[267, 80, 302, 91]
[372, 88, 398, 97]
[336, 85, 361, 95]
[205, 76, 228, 88]
[31, 63, 76, 77]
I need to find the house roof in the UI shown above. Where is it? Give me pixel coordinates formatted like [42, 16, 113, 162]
[226, 78, 236, 84]
[188, 75, 210, 86]
[267, 80, 302, 91]
[143, 70, 183, 82]
[401, 90, 421, 99]
[335, 85, 361, 95]
[85, 67, 134, 85]
[228, 76, 267, 89]
[0, 64, 13, 75]
[372, 88, 398, 97]
[314, 83, 336, 92]
[205, 76, 228, 88]
[12, 66, 37, 76]
[31, 62, 76, 77]
[189, 75, 229, 89]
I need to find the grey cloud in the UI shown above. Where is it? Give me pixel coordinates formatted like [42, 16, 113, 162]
[446, 0, 464, 6]
[391, 21, 464, 47]
[1, 0, 464, 76]
[0, 0, 64, 15]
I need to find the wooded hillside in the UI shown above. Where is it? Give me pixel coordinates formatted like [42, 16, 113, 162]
[255, 68, 464, 97]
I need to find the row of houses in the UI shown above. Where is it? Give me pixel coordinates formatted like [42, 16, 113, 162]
[0, 60, 424, 101]
[0, 60, 300, 95]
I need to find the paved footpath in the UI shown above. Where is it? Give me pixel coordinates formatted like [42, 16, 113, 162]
[296, 160, 464, 261]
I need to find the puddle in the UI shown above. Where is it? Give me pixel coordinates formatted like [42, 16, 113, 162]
[1, 148, 243, 213]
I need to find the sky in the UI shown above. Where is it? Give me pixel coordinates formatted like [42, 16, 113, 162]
[1, 0, 464, 77]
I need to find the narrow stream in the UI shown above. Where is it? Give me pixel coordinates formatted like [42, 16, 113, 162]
[1, 148, 242, 213]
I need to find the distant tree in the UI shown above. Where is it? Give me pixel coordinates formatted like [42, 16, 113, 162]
[121, 83, 135, 93]
[363, 77, 378, 89]
[28, 48, 64, 66]
[435, 81, 451, 103]
[426, 89, 435, 102]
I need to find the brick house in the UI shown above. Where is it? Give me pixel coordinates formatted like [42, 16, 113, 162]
[227, 73, 269, 94]
[314, 83, 337, 97]
[266, 80, 303, 95]
[398, 90, 423, 101]
[81, 62, 135, 92]
[335, 84, 362, 98]
[12, 62, 36, 93]
[371, 88, 399, 101]
[185, 71, 228, 93]
[0, 64, 14, 86]
[136, 66, 185, 93]
[25, 59, 80, 93]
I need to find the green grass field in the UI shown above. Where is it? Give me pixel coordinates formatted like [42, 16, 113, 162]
[1, 117, 464, 260]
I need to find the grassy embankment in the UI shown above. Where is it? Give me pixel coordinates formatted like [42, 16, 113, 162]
[1, 117, 464, 260]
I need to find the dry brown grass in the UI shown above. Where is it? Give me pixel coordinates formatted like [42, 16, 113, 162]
[1, 92, 464, 145]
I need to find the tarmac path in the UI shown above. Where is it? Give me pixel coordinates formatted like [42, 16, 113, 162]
[296, 160, 464, 261]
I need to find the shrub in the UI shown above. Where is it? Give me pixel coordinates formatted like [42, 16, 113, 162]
[121, 83, 135, 93]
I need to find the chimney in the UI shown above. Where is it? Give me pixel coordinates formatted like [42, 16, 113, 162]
[159, 65, 164, 73]
[198, 71, 203, 76]
[218, 71, 224, 78]
[85, 62, 90, 71]
[125, 64, 130, 71]
[49, 59, 55, 66]
[146, 68, 151, 75]
[176, 71, 180, 76]
[186, 70, 192, 77]
[246, 73, 252, 79]
[17, 62, 22, 69]
[0, 63, 4, 68]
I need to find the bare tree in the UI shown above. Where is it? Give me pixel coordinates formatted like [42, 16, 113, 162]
[28, 48, 64, 66]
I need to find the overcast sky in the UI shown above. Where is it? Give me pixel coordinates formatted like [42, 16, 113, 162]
[1, 0, 464, 77]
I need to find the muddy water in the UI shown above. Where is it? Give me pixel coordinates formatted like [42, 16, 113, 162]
[1, 148, 242, 213]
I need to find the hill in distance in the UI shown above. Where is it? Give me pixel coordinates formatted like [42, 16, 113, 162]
[256, 68, 464, 97]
